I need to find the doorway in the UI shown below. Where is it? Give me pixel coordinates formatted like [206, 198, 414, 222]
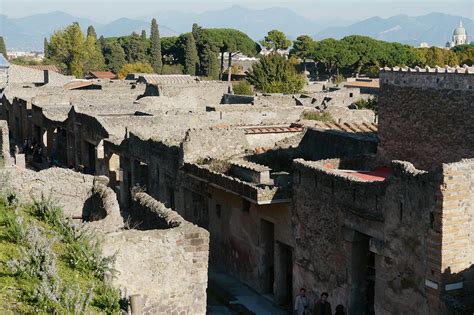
[349, 232, 375, 315]
[260, 219, 275, 294]
[275, 241, 293, 306]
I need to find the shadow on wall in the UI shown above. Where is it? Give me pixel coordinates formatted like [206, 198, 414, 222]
[442, 265, 474, 314]
[81, 192, 107, 222]
[127, 187, 183, 231]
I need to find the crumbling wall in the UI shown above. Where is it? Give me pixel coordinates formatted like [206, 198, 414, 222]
[378, 71, 474, 170]
[145, 82, 228, 107]
[0, 120, 12, 165]
[292, 158, 440, 314]
[181, 127, 249, 163]
[327, 107, 376, 124]
[299, 128, 378, 161]
[103, 191, 209, 315]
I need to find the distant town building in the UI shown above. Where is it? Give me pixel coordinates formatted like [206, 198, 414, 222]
[419, 42, 429, 48]
[446, 21, 468, 48]
[7, 51, 44, 61]
[259, 47, 289, 58]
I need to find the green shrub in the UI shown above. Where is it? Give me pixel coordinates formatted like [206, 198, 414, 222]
[65, 228, 116, 280]
[301, 111, 335, 123]
[353, 96, 378, 113]
[161, 64, 184, 75]
[232, 80, 254, 96]
[92, 283, 121, 314]
[332, 74, 345, 85]
[247, 53, 305, 94]
[7, 224, 58, 280]
[4, 211, 27, 244]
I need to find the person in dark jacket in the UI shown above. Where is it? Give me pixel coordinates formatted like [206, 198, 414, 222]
[313, 292, 332, 315]
[335, 304, 345, 315]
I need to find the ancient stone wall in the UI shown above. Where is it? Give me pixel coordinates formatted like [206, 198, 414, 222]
[144, 82, 228, 106]
[327, 107, 376, 124]
[0, 120, 11, 165]
[181, 127, 249, 164]
[292, 158, 441, 314]
[221, 93, 254, 104]
[298, 128, 378, 162]
[103, 191, 209, 315]
[378, 71, 474, 170]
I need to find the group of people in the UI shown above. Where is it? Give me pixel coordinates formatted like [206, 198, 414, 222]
[294, 288, 345, 315]
[19, 138, 44, 163]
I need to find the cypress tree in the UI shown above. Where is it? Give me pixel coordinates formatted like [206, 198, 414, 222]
[86, 25, 97, 39]
[183, 33, 198, 76]
[141, 30, 147, 40]
[200, 44, 219, 79]
[43, 37, 49, 58]
[149, 18, 162, 73]
[104, 42, 126, 74]
[0, 36, 7, 58]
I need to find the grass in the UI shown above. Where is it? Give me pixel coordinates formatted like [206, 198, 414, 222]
[301, 111, 335, 123]
[0, 194, 122, 314]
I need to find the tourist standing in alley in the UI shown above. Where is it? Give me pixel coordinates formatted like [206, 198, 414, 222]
[313, 292, 332, 315]
[294, 288, 309, 315]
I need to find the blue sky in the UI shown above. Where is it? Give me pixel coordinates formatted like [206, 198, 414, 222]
[1, 0, 473, 22]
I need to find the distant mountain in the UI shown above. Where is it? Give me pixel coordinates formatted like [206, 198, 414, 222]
[1, 8, 472, 51]
[150, 5, 324, 40]
[314, 13, 473, 46]
[0, 11, 177, 51]
[96, 18, 177, 38]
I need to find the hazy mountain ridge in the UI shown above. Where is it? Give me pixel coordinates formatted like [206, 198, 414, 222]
[315, 12, 473, 46]
[0, 8, 472, 51]
[0, 11, 178, 51]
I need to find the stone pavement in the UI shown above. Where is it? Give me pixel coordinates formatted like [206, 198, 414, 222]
[207, 265, 290, 315]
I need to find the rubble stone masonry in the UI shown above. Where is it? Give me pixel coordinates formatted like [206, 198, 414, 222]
[378, 71, 474, 170]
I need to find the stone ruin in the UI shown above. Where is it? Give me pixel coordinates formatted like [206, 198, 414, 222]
[0, 120, 209, 314]
[1, 63, 472, 314]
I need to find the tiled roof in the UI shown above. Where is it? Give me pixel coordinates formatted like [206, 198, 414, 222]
[63, 80, 94, 90]
[89, 71, 117, 79]
[138, 74, 198, 85]
[25, 65, 61, 73]
[243, 125, 304, 134]
[310, 121, 378, 133]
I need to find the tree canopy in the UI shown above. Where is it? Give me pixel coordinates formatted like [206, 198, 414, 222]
[247, 54, 305, 94]
[260, 30, 292, 51]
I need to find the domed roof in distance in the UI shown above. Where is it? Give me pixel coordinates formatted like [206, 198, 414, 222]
[453, 21, 467, 36]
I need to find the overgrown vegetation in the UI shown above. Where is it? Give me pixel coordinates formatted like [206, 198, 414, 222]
[301, 111, 335, 123]
[232, 80, 254, 95]
[353, 96, 379, 114]
[247, 54, 305, 94]
[0, 193, 121, 314]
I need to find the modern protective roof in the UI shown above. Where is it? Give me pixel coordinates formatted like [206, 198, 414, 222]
[0, 54, 10, 69]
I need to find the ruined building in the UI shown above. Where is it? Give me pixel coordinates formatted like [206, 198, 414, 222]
[293, 66, 474, 314]
[1, 63, 472, 314]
